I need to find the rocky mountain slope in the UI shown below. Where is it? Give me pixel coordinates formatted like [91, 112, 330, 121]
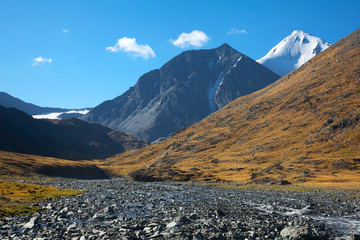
[103, 28, 360, 186]
[257, 30, 331, 76]
[82, 44, 280, 143]
[0, 106, 147, 160]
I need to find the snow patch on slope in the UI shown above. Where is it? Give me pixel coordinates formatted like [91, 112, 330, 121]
[257, 30, 331, 76]
[33, 109, 90, 119]
[208, 71, 225, 113]
[233, 56, 242, 68]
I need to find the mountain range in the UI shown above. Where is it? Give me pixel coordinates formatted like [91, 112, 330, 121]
[0, 91, 70, 115]
[1, 29, 350, 185]
[257, 30, 331, 76]
[2, 30, 328, 146]
[0, 105, 147, 160]
[82, 44, 280, 143]
[0, 91, 91, 119]
[103, 28, 360, 186]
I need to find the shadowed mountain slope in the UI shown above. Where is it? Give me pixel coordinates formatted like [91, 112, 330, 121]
[104, 29, 360, 186]
[0, 106, 147, 160]
[82, 44, 280, 143]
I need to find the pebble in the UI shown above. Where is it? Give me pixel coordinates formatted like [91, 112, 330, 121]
[166, 221, 177, 228]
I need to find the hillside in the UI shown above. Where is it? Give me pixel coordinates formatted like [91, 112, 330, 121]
[103, 29, 360, 187]
[83, 44, 279, 143]
[0, 151, 108, 179]
[257, 30, 331, 76]
[0, 106, 147, 160]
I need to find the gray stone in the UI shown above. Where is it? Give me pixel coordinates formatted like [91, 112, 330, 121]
[166, 221, 177, 228]
[175, 215, 189, 223]
[280, 226, 310, 237]
[215, 209, 225, 217]
[23, 216, 39, 229]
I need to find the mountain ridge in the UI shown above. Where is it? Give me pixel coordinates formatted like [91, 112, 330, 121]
[83, 43, 280, 143]
[0, 91, 91, 119]
[102, 28, 360, 186]
[0, 92, 69, 115]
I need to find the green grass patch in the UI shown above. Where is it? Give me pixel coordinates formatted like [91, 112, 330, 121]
[0, 205, 41, 220]
[0, 180, 85, 220]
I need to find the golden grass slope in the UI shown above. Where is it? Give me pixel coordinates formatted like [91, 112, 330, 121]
[0, 180, 84, 219]
[0, 151, 108, 179]
[104, 28, 360, 187]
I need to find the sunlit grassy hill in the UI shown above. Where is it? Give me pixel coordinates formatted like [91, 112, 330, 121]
[103, 29, 360, 187]
[0, 151, 108, 179]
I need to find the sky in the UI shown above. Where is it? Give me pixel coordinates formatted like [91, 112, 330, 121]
[0, 0, 359, 109]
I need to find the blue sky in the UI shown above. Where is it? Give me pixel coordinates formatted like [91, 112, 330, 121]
[0, 0, 359, 109]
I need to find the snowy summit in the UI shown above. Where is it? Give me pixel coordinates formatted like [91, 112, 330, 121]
[257, 30, 331, 76]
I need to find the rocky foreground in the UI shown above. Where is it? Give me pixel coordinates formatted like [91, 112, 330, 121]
[0, 179, 359, 240]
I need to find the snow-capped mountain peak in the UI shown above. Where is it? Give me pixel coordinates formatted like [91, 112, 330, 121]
[257, 30, 331, 76]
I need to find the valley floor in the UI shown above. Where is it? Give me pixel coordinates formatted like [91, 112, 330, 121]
[0, 178, 359, 239]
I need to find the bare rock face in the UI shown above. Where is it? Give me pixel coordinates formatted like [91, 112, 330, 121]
[82, 44, 280, 143]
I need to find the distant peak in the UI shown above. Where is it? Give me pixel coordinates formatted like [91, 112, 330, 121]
[215, 43, 238, 54]
[291, 30, 305, 34]
[257, 30, 331, 76]
[289, 30, 316, 39]
[218, 43, 231, 49]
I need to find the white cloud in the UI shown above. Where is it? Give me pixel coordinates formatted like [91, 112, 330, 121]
[170, 30, 209, 48]
[62, 29, 70, 33]
[227, 28, 247, 35]
[106, 37, 155, 59]
[32, 56, 52, 66]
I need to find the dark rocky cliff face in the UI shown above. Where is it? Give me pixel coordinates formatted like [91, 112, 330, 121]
[83, 44, 280, 143]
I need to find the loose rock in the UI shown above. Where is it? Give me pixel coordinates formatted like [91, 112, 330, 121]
[0, 178, 358, 239]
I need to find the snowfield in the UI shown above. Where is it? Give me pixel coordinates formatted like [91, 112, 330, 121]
[33, 109, 90, 119]
[257, 30, 331, 76]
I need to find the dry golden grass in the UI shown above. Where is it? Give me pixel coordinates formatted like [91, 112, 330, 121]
[0, 152, 93, 219]
[0, 151, 106, 179]
[0, 180, 84, 219]
[103, 29, 360, 188]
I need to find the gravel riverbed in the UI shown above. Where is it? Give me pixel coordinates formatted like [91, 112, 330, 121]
[0, 178, 359, 240]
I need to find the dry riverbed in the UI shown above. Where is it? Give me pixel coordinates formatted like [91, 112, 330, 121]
[0, 178, 359, 239]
